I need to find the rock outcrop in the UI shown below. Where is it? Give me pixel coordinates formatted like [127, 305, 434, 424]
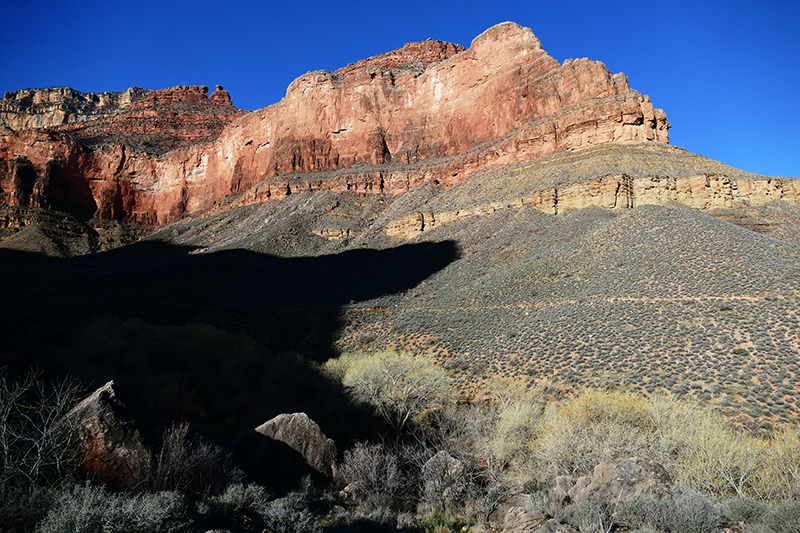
[53, 84, 243, 155]
[218, 22, 668, 203]
[0, 22, 670, 225]
[253, 412, 337, 478]
[503, 507, 577, 533]
[334, 38, 465, 76]
[0, 86, 151, 130]
[564, 457, 673, 505]
[60, 380, 158, 490]
[383, 173, 800, 238]
[227, 412, 337, 490]
[209, 85, 233, 106]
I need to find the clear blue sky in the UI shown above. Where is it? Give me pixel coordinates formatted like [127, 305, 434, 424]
[2, 0, 798, 177]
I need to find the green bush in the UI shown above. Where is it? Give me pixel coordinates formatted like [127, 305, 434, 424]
[324, 351, 454, 434]
[517, 389, 797, 500]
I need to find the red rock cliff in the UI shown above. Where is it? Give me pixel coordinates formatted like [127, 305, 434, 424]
[0, 22, 669, 225]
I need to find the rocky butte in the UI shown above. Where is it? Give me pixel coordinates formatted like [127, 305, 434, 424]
[0, 22, 672, 226]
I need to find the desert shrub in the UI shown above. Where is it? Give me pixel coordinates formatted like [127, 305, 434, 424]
[419, 509, 467, 533]
[533, 391, 663, 479]
[628, 526, 659, 533]
[36, 483, 191, 533]
[662, 486, 723, 533]
[525, 390, 797, 501]
[0, 369, 83, 495]
[0, 487, 57, 533]
[359, 492, 397, 522]
[522, 487, 560, 517]
[339, 442, 404, 501]
[196, 482, 271, 525]
[489, 401, 545, 469]
[420, 451, 468, 513]
[558, 500, 616, 533]
[0, 369, 83, 532]
[262, 490, 321, 533]
[137, 421, 240, 496]
[723, 496, 768, 523]
[465, 460, 522, 523]
[197, 481, 320, 533]
[678, 414, 769, 499]
[754, 427, 800, 501]
[324, 351, 455, 434]
[616, 486, 723, 533]
[759, 501, 800, 533]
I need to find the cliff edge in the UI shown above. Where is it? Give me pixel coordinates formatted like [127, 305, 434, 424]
[1, 22, 670, 225]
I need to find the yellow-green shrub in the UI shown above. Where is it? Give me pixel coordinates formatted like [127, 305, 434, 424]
[489, 388, 799, 501]
[323, 351, 454, 434]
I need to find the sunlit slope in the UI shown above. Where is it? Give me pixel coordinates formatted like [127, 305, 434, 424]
[146, 144, 800, 424]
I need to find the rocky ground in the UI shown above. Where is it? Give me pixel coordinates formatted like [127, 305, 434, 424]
[130, 145, 800, 429]
[3, 140, 798, 433]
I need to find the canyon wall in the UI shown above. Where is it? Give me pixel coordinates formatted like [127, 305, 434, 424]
[0, 22, 670, 225]
[385, 173, 800, 238]
[1, 86, 151, 130]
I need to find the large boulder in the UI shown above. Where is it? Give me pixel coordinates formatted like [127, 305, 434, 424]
[254, 412, 337, 478]
[566, 457, 673, 505]
[228, 412, 337, 491]
[61, 380, 157, 489]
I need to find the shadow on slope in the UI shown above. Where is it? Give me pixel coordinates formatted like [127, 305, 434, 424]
[0, 239, 460, 441]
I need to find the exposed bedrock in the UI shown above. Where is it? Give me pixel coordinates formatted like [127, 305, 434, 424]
[0, 22, 669, 225]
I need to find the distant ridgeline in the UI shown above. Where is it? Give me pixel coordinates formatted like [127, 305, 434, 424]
[0, 22, 796, 238]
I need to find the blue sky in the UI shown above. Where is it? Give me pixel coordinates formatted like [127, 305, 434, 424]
[2, 0, 798, 177]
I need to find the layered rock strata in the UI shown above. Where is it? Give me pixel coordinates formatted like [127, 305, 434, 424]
[0, 86, 151, 130]
[0, 22, 669, 225]
[53, 84, 243, 154]
[385, 172, 800, 238]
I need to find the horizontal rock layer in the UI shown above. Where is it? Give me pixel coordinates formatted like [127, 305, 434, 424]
[1, 86, 151, 130]
[385, 173, 800, 238]
[0, 22, 669, 225]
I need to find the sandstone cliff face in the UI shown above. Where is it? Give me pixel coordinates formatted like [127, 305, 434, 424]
[0, 86, 151, 130]
[384, 172, 800, 238]
[53, 84, 243, 155]
[0, 84, 243, 223]
[0, 22, 670, 225]
[216, 22, 669, 205]
[334, 39, 465, 76]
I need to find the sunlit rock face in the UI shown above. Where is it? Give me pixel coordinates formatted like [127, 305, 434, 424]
[0, 22, 669, 225]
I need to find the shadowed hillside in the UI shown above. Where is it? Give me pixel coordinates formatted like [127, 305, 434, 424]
[0, 239, 459, 440]
[141, 156, 800, 427]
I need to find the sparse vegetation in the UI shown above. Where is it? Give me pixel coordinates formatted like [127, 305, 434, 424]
[3, 356, 800, 532]
[4, 146, 800, 531]
[324, 350, 455, 435]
